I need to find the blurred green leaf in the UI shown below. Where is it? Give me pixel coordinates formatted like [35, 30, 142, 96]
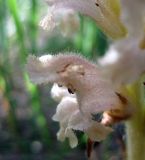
[24, 73, 51, 147]
[7, 0, 27, 60]
[27, 0, 39, 53]
[0, 0, 9, 59]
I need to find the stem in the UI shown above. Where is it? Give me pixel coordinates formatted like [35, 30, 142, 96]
[126, 114, 145, 160]
[125, 81, 145, 160]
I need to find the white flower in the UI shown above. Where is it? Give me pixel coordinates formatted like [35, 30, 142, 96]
[40, 0, 127, 39]
[26, 53, 132, 147]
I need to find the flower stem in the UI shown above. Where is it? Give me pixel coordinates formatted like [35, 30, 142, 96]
[126, 115, 145, 160]
[126, 80, 145, 160]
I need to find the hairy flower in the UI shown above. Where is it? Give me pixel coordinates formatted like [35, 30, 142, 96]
[40, 0, 127, 39]
[26, 54, 133, 147]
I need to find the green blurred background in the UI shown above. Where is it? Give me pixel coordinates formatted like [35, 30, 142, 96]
[0, 0, 125, 159]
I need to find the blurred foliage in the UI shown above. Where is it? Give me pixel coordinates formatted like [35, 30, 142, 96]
[0, 0, 122, 160]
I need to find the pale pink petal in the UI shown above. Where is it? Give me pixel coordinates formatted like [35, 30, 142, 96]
[65, 129, 78, 148]
[51, 83, 76, 102]
[52, 96, 78, 122]
[86, 122, 112, 141]
[68, 111, 112, 141]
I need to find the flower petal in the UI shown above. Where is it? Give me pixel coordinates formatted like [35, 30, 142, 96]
[57, 126, 65, 142]
[45, 0, 127, 39]
[65, 129, 78, 148]
[26, 55, 60, 84]
[52, 96, 78, 122]
[120, 0, 145, 38]
[68, 111, 112, 141]
[56, 125, 78, 148]
[85, 122, 112, 141]
[51, 83, 75, 102]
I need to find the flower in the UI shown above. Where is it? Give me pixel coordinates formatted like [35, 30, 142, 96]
[40, 0, 127, 39]
[26, 54, 132, 147]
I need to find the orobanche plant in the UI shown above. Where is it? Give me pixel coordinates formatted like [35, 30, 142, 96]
[26, 0, 145, 160]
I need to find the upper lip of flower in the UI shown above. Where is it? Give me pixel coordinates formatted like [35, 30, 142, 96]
[45, 0, 127, 39]
[26, 54, 124, 119]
